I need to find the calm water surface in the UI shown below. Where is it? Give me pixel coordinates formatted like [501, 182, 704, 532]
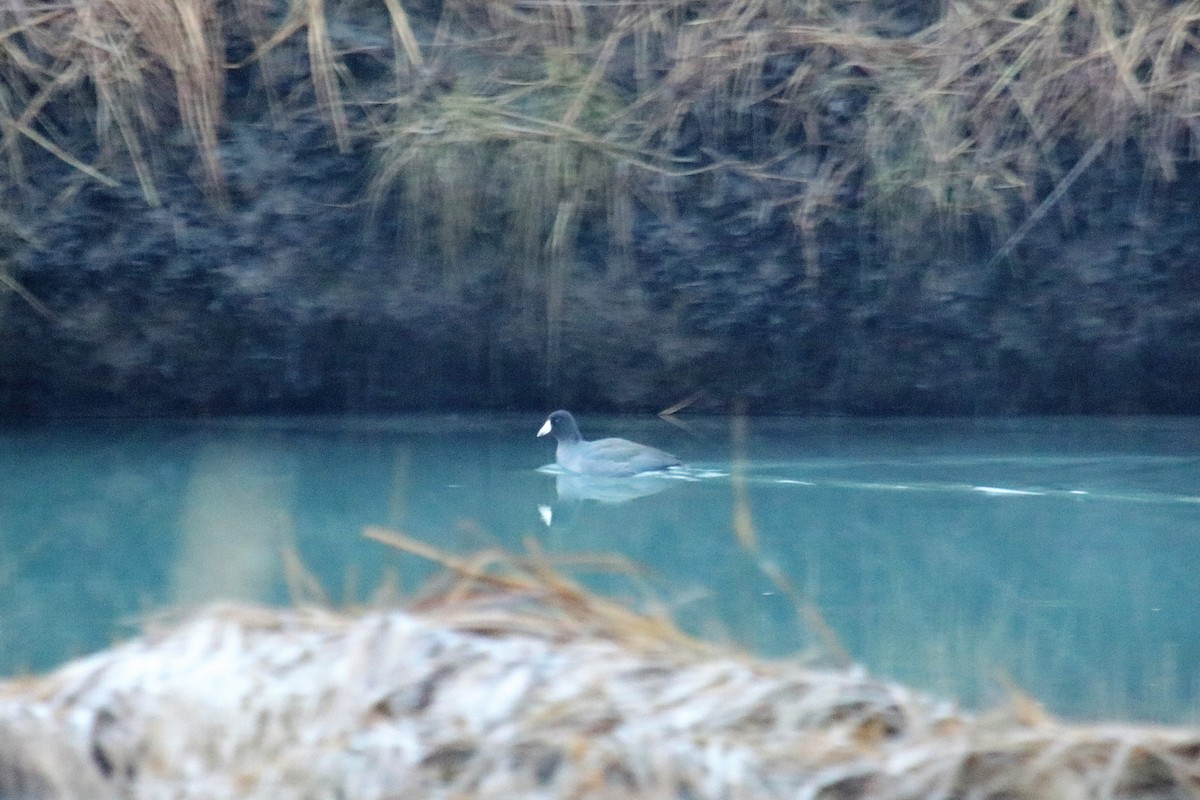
[1, 414, 1197, 723]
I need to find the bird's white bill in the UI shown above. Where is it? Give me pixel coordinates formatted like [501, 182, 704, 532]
[537, 419, 552, 437]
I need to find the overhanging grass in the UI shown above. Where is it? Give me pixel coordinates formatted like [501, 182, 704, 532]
[1, 0, 1197, 259]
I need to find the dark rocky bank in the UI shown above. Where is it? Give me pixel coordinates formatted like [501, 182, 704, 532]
[3, 0, 1200, 416]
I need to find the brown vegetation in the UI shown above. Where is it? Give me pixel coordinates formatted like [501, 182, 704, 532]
[0, 532, 1198, 798]
[1, 0, 1198, 264]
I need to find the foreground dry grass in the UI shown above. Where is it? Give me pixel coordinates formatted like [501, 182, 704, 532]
[0, 533, 1197, 799]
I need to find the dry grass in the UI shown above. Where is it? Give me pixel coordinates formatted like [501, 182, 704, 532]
[0, 532, 1197, 798]
[1, 0, 1197, 251]
[360, 0, 1200, 288]
[0, 0, 228, 204]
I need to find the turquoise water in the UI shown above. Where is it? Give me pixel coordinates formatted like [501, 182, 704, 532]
[0, 414, 1197, 723]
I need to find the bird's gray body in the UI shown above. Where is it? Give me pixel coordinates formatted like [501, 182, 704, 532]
[538, 410, 681, 477]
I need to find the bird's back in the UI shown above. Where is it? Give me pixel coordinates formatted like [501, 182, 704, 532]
[558, 436, 680, 477]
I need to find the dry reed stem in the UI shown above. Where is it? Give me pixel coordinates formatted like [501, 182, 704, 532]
[367, 526, 712, 656]
[0, 264, 53, 319]
[306, 0, 350, 152]
[985, 135, 1111, 269]
[11, 119, 118, 187]
[381, 0, 425, 70]
[727, 412, 852, 666]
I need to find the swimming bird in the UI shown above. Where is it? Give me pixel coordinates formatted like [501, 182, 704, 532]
[537, 410, 681, 477]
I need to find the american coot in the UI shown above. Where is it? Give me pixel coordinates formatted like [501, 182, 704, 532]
[537, 410, 681, 477]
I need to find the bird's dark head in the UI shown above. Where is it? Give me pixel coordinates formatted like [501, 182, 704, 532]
[537, 410, 581, 442]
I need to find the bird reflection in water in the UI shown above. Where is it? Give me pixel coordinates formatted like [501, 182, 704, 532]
[537, 467, 681, 526]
